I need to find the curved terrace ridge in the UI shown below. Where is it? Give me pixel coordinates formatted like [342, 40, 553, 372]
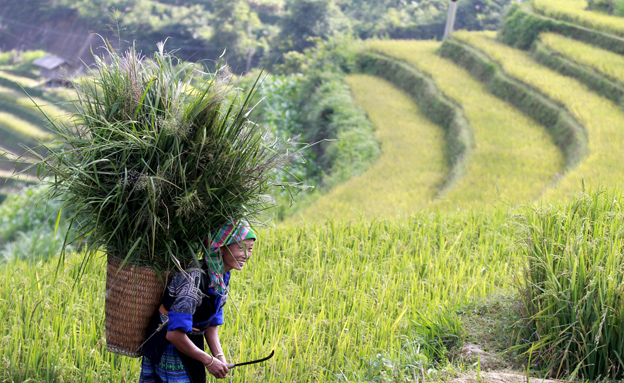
[367, 40, 564, 209]
[440, 34, 588, 171]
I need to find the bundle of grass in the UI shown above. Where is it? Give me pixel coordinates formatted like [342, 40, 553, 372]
[516, 190, 624, 380]
[14, 42, 299, 356]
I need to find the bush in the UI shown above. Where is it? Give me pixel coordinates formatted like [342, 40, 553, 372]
[516, 190, 624, 380]
[273, 36, 381, 192]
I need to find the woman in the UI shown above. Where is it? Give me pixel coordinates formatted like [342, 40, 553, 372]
[140, 221, 256, 382]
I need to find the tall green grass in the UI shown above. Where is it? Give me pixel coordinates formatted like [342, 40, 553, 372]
[367, 40, 563, 210]
[455, 32, 624, 201]
[517, 190, 624, 380]
[294, 74, 449, 221]
[0, 205, 523, 382]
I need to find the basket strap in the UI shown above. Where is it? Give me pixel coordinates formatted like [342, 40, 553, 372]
[158, 304, 201, 332]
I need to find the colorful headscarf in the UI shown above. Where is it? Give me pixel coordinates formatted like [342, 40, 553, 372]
[204, 220, 256, 294]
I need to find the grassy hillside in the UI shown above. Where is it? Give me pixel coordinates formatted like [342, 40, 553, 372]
[455, 31, 624, 200]
[294, 74, 449, 220]
[366, 40, 563, 210]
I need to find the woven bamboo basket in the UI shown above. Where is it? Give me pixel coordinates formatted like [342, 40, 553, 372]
[105, 255, 168, 357]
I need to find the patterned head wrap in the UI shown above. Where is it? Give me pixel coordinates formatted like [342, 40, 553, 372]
[204, 220, 256, 294]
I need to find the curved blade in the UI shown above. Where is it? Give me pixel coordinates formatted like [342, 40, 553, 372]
[231, 350, 275, 368]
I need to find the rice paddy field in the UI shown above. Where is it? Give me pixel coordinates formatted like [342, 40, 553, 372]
[532, 0, 624, 37]
[294, 74, 449, 221]
[366, 39, 563, 211]
[454, 31, 624, 201]
[1, 206, 523, 382]
[3, 1, 624, 381]
[539, 32, 624, 84]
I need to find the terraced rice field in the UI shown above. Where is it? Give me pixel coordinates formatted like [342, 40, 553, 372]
[455, 31, 624, 200]
[0, 111, 52, 140]
[367, 40, 564, 210]
[295, 74, 449, 220]
[533, 0, 624, 37]
[540, 32, 624, 83]
[0, 69, 40, 87]
[0, 85, 71, 125]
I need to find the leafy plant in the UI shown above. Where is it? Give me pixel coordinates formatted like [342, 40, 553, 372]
[12, 42, 299, 270]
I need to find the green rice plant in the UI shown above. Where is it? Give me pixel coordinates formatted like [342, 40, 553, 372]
[539, 32, 624, 84]
[456, 32, 624, 202]
[0, 203, 524, 382]
[292, 74, 449, 221]
[12, 43, 298, 270]
[516, 189, 624, 380]
[0, 255, 140, 382]
[533, 0, 624, 37]
[366, 40, 563, 211]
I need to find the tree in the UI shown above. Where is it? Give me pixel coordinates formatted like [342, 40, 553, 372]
[209, 0, 262, 73]
[276, 0, 338, 53]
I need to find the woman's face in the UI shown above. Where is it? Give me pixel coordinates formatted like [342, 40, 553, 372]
[221, 238, 255, 271]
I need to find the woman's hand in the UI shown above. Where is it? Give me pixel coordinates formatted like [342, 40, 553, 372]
[204, 355, 229, 379]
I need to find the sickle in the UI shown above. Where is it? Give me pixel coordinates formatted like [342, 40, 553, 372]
[226, 350, 275, 369]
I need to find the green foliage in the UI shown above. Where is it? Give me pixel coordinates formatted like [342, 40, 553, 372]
[0, 0, 515, 74]
[209, 0, 267, 72]
[439, 37, 587, 170]
[0, 49, 46, 65]
[587, 0, 616, 13]
[276, 0, 342, 53]
[357, 51, 472, 190]
[337, 0, 511, 39]
[0, 184, 71, 263]
[21, 44, 298, 269]
[410, 310, 466, 366]
[516, 190, 624, 380]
